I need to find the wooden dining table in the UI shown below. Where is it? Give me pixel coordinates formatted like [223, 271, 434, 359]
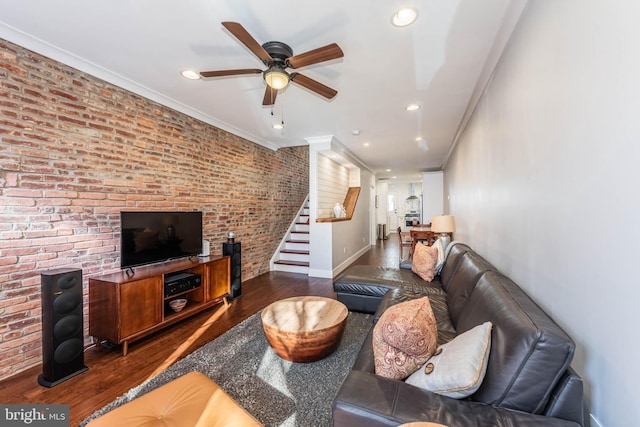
[407, 226, 437, 257]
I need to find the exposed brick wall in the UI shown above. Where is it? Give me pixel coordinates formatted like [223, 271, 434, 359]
[0, 38, 309, 380]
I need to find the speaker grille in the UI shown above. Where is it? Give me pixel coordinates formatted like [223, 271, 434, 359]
[39, 268, 87, 386]
[53, 291, 81, 314]
[53, 338, 83, 364]
[223, 242, 241, 300]
[53, 315, 82, 341]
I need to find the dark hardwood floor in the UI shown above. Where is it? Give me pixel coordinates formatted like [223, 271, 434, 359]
[0, 235, 401, 426]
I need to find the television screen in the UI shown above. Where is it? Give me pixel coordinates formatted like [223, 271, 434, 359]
[120, 211, 203, 269]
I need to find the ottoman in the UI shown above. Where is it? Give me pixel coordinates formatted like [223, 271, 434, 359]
[86, 371, 262, 427]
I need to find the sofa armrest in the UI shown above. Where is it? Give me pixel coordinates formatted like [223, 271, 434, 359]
[543, 367, 584, 425]
[332, 370, 582, 427]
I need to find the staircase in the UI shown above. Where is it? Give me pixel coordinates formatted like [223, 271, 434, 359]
[272, 200, 310, 274]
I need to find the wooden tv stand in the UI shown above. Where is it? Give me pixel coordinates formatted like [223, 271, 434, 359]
[89, 256, 230, 355]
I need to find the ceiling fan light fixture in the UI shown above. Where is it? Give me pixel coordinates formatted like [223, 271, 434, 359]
[264, 67, 290, 89]
[180, 70, 201, 80]
[392, 7, 419, 27]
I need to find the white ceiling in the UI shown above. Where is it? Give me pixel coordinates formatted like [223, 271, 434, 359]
[0, 0, 527, 182]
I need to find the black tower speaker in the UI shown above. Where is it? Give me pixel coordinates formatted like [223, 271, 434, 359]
[38, 268, 88, 387]
[222, 242, 241, 300]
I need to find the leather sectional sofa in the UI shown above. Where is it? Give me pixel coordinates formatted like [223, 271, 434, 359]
[332, 242, 584, 427]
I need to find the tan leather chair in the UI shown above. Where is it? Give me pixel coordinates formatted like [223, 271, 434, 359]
[86, 372, 262, 427]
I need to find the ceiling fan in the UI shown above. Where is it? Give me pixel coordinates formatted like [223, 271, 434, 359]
[199, 22, 344, 106]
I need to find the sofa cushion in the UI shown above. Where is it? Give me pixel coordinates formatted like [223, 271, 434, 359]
[372, 297, 438, 380]
[411, 242, 439, 282]
[334, 265, 442, 298]
[455, 271, 575, 414]
[438, 242, 472, 291]
[445, 251, 495, 325]
[332, 370, 582, 427]
[405, 321, 492, 399]
[333, 265, 445, 313]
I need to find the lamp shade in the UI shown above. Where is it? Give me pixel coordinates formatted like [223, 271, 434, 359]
[264, 67, 290, 89]
[162, 214, 179, 225]
[431, 215, 456, 233]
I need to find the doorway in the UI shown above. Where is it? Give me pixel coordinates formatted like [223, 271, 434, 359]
[387, 192, 399, 233]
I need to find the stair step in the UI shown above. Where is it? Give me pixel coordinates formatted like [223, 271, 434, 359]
[274, 260, 310, 267]
[272, 263, 309, 274]
[271, 197, 310, 275]
[280, 249, 309, 255]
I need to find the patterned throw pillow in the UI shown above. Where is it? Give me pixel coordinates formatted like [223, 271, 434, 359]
[373, 297, 438, 380]
[412, 242, 439, 282]
[405, 321, 493, 399]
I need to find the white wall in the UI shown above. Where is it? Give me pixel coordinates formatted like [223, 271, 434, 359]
[444, 2, 640, 426]
[422, 171, 443, 224]
[331, 169, 374, 274]
[308, 137, 374, 278]
[316, 153, 351, 218]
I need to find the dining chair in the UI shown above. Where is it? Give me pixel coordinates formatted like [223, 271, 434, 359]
[396, 227, 412, 260]
[409, 230, 437, 258]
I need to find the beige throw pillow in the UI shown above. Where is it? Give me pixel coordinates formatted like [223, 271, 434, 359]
[405, 321, 493, 399]
[372, 297, 438, 380]
[412, 242, 439, 282]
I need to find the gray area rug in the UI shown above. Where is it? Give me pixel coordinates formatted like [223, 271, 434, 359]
[81, 310, 373, 427]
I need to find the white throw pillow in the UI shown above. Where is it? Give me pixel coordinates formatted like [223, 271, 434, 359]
[405, 321, 492, 399]
[433, 238, 445, 275]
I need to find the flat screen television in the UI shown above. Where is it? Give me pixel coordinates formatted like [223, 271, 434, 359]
[120, 211, 203, 269]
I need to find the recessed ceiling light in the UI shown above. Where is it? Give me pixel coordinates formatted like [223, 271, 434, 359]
[406, 104, 420, 111]
[180, 70, 201, 80]
[386, 169, 392, 172]
[392, 7, 419, 27]
[352, 130, 361, 136]
[416, 137, 423, 141]
[272, 123, 284, 130]
[363, 142, 370, 147]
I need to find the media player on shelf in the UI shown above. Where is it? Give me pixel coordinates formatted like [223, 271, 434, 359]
[164, 272, 201, 297]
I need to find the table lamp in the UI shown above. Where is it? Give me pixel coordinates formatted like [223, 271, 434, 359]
[431, 215, 456, 250]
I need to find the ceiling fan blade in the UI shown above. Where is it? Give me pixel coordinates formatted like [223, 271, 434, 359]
[286, 43, 344, 69]
[200, 69, 262, 78]
[290, 73, 337, 99]
[222, 21, 272, 64]
[262, 86, 278, 106]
